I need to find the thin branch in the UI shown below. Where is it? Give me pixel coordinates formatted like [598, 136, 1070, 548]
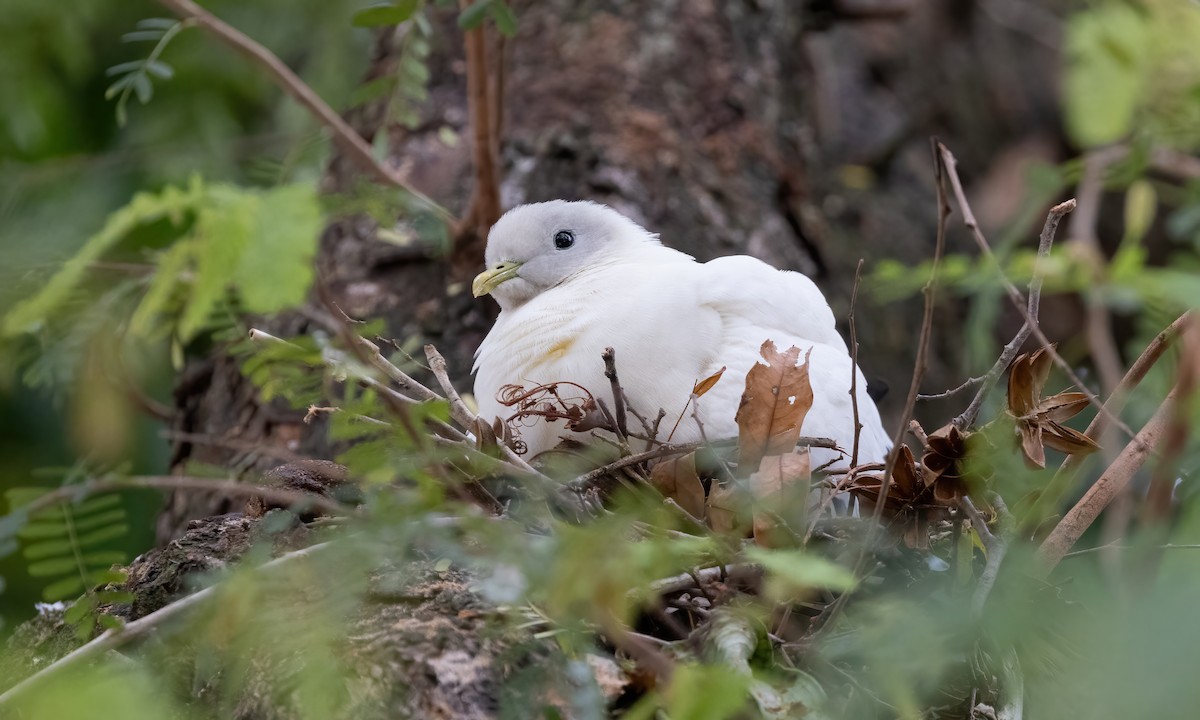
[602, 347, 630, 440]
[848, 259, 864, 468]
[918, 375, 983, 401]
[1036, 385, 1179, 574]
[460, 0, 502, 235]
[970, 495, 1012, 617]
[423, 344, 477, 430]
[936, 143, 1138, 442]
[954, 197, 1076, 429]
[1033, 311, 1191, 523]
[156, 0, 450, 219]
[0, 541, 334, 708]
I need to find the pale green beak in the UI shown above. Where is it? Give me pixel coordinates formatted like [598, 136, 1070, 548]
[472, 261, 522, 297]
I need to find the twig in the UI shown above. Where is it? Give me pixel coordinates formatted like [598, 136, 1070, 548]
[156, 0, 450, 219]
[566, 443, 705, 492]
[602, 348, 630, 440]
[848, 259, 864, 468]
[918, 375, 983, 401]
[1032, 312, 1191, 525]
[936, 143, 1138, 442]
[1063, 542, 1200, 558]
[970, 495, 1012, 617]
[423, 344, 478, 431]
[0, 540, 334, 708]
[1069, 147, 1127, 399]
[1036, 385, 1179, 574]
[958, 495, 996, 548]
[953, 197, 1076, 429]
[460, 0, 502, 236]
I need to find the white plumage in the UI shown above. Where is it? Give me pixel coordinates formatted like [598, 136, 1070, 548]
[471, 201, 890, 470]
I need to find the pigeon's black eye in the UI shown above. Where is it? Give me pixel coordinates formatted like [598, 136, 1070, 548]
[554, 230, 575, 250]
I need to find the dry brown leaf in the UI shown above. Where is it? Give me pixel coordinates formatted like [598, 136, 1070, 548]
[692, 366, 726, 398]
[1020, 423, 1046, 468]
[649, 452, 706, 519]
[1029, 391, 1090, 423]
[750, 451, 811, 547]
[1042, 423, 1101, 455]
[706, 485, 741, 534]
[1008, 346, 1054, 416]
[1007, 347, 1100, 467]
[735, 341, 814, 477]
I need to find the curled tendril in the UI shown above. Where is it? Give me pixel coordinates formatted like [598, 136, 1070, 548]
[494, 381, 610, 455]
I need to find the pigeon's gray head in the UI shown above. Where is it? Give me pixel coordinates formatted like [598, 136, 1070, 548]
[472, 200, 658, 309]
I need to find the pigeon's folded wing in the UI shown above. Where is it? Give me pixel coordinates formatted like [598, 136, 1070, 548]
[695, 256, 847, 352]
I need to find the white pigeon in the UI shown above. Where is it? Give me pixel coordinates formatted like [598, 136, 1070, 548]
[471, 200, 890, 471]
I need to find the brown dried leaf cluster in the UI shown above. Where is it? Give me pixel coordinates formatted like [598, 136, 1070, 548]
[655, 341, 814, 546]
[1007, 348, 1099, 468]
[851, 425, 973, 549]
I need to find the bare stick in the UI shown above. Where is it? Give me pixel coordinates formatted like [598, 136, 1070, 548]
[936, 143, 1138, 442]
[157, 0, 449, 218]
[848, 259, 864, 468]
[0, 541, 333, 708]
[918, 375, 982, 401]
[423, 344, 478, 431]
[1032, 311, 1191, 522]
[953, 197, 1076, 429]
[1036, 386, 1179, 573]
[602, 347, 630, 440]
[460, 0, 502, 234]
[970, 495, 1012, 617]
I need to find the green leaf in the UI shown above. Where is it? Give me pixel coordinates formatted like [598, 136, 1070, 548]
[1124, 179, 1157, 244]
[353, 4, 413, 28]
[104, 74, 135, 100]
[122, 30, 166, 42]
[1063, 3, 1151, 147]
[666, 664, 750, 720]
[96, 590, 135, 605]
[744, 546, 857, 600]
[130, 240, 195, 337]
[64, 596, 97, 624]
[178, 193, 253, 340]
[75, 524, 130, 548]
[89, 568, 129, 586]
[105, 61, 144, 77]
[488, 1, 517, 36]
[42, 576, 84, 602]
[133, 74, 153, 103]
[3, 178, 207, 337]
[27, 557, 81, 577]
[97, 613, 125, 631]
[75, 494, 124, 515]
[231, 183, 322, 313]
[15, 520, 67, 540]
[457, 0, 491, 30]
[23, 538, 74, 561]
[82, 553, 129, 570]
[136, 18, 179, 31]
[144, 60, 174, 79]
